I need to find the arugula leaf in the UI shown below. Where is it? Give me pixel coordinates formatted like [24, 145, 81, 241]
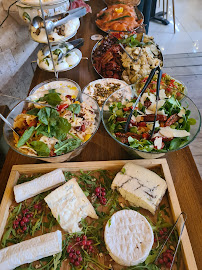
[38, 92, 62, 106]
[17, 126, 35, 148]
[51, 117, 71, 140]
[54, 138, 81, 155]
[67, 104, 81, 115]
[30, 141, 50, 156]
[48, 89, 56, 93]
[26, 108, 40, 116]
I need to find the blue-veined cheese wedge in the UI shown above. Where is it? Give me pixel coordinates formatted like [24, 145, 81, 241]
[104, 210, 154, 266]
[111, 163, 167, 215]
[44, 178, 98, 233]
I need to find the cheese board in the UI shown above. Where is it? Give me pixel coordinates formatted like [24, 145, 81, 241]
[0, 159, 197, 269]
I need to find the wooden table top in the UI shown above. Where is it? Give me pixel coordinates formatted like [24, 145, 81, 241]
[0, 1, 201, 269]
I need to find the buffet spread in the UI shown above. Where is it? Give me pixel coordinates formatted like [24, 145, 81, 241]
[0, 0, 201, 269]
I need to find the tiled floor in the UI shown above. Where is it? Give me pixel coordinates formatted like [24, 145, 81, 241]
[149, 0, 202, 54]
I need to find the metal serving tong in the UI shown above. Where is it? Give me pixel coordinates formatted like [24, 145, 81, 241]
[155, 212, 187, 270]
[42, 38, 84, 58]
[32, 7, 86, 34]
[125, 65, 162, 140]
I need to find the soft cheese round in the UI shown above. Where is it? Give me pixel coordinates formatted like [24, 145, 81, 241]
[104, 210, 154, 266]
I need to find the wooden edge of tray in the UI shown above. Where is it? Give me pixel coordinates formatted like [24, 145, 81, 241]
[0, 158, 198, 270]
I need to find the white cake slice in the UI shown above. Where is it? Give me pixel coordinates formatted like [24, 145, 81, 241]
[111, 163, 167, 215]
[0, 230, 62, 270]
[14, 169, 66, 203]
[44, 178, 98, 233]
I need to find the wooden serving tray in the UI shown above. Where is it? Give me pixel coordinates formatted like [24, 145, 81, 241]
[0, 159, 197, 270]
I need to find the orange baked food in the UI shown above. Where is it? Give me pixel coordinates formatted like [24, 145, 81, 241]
[96, 4, 143, 32]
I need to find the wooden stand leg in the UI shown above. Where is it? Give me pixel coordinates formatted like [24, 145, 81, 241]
[172, 0, 175, 33]
[166, 0, 169, 19]
[163, 0, 165, 17]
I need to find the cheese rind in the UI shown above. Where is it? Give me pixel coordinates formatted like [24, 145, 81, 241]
[104, 210, 154, 266]
[44, 178, 98, 233]
[0, 230, 62, 270]
[111, 163, 167, 215]
[14, 169, 65, 203]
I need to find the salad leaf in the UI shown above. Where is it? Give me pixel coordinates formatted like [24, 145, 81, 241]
[38, 92, 62, 106]
[67, 104, 81, 115]
[30, 141, 50, 156]
[26, 108, 40, 116]
[169, 138, 182, 150]
[128, 137, 154, 152]
[54, 138, 82, 155]
[161, 96, 181, 116]
[119, 34, 152, 48]
[36, 125, 51, 137]
[37, 107, 51, 126]
[17, 126, 35, 148]
[51, 117, 71, 140]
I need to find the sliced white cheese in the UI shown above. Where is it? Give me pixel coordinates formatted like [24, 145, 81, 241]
[104, 210, 154, 266]
[14, 169, 65, 203]
[0, 230, 62, 270]
[44, 178, 98, 233]
[111, 163, 167, 215]
[154, 137, 163, 150]
[159, 126, 190, 138]
[178, 108, 186, 117]
[148, 99, 165, 112]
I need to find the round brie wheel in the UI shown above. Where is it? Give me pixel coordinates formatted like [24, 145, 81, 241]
[104, 210, 154, 266]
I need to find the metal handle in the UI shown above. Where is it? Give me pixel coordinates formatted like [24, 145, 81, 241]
[125, 66, 159, 132]
[53, 7, 86, 28]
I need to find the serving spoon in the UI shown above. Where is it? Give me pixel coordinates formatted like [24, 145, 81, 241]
[42, 38, 84, 58]
[0, 113, 19, 136]
[32, 7, 86, 34]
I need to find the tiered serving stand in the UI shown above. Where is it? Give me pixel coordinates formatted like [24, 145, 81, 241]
[16, 0, 82, 77]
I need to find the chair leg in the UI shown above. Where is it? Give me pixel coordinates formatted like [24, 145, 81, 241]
[172, 0, 175, 33]
[159, 0, 160, 8]
[166, 0, 169, 19]
[163, 0, 165, 17]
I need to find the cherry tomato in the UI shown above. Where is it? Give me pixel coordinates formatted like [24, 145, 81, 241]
[162, 73, 166, 78]
[123, 107, 130, 111]
[142, 133, 150, 139]
[56, 104, 69, 111]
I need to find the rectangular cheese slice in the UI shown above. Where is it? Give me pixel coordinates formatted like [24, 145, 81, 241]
[44, 178, 98, 233]
[0, 230, 62, 270]
[111, 163, 167, 215]
[14, 169, 65, 203]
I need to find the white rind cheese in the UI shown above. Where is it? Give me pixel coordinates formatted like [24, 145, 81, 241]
[14, 169, 65, 203]
[0, 230, 62, 270]
[44, 178, 98, 233]
[111, 163, 167, 215]
[104, 210, 154, 266]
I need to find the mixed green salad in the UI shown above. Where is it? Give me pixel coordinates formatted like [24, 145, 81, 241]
[107, 91, 196, 152]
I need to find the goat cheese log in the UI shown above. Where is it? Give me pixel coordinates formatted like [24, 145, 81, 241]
[14, 169, 65, 203]
[104, 210, 154, 266]
[111, 163, 167, 215]
[0, 230, 62, 270]
[44, 178, 98, 233]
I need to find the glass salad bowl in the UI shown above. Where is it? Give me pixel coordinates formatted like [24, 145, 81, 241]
[102, 85, 201, 159]
[4, 89, 101, 163]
